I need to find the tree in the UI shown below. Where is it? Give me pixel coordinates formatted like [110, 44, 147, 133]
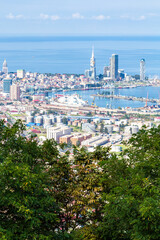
[62, 117, 68, 125]
[104, 127, 108, 134]
[97, 126, 160, 240]
[70, 146, 110, 233]
[2, 120, 160, 240]
[0, 120, 60, 239]
[100, 122, 104, 133]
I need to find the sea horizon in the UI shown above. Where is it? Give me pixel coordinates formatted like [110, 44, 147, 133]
[0, 35, 160, 76]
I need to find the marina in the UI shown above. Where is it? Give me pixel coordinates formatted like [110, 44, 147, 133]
[48, 86, 160, 109]
[91, 94, 159, 104]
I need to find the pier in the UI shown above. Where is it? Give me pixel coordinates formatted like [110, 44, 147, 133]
[91, 94, 160, 104]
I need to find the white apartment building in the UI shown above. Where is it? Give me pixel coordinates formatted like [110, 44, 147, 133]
[10, 84, 21, 101]
[47, 126, 71, 142]
[17, 69, 25, 79]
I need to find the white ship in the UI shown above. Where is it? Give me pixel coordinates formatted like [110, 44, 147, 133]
[55, 94, 88, 107]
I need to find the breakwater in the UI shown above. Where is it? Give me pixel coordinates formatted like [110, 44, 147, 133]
[92, 94, 159, 104]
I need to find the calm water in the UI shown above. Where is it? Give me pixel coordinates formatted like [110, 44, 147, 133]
[1, 36, 160, 76]
[50, 86, 160, 109]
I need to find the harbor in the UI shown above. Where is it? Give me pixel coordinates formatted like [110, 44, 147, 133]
[91, 93, 159, 104]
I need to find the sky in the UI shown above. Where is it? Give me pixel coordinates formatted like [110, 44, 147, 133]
[1, 0, 160, 36]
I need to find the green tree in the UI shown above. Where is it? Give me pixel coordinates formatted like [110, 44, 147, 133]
[100, 122, 104, 133]
[97, 126, 160, 240]
[0, 120, 59, 239]
[62, 117, 68, 125]
[71, 146, 110, 233]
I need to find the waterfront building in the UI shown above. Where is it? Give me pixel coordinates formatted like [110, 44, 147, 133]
[10, 84, 21, 101]
[85, 69, 92, 78]
[85, 47, 96, 80]
[118, 69, 125, 79]
[140, 59, 145, 81]
[103, 66, 110, 77]
[3, 78, 12, 93]
[90, 47, 96, 80]
[2, 59, 8, 74]
[111, 54, 118, 80]
[17, 69, 25, 79]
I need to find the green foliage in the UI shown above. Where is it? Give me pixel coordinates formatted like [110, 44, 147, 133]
[62, 117, 68, 125]
[1, 121, 160, 239]
[97, 126, 160, 240]
[0, 120, 59, 239]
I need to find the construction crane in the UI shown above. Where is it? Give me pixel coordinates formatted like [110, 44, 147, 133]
[92, 97, 95, 106]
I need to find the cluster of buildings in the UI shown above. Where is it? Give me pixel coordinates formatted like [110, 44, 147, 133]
[0, 87, 159, 153]
[0, 52, 156, 154]
[84, 49, 146, 82]
[0, 50, 147, 105]
[3, 78, 20, 100]
[103, 54, 146, 81]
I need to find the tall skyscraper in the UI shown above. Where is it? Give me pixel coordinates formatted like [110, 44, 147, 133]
[111, 54, 118, 80]
[90, 47, 96, 80]
[10, 84, 21, 101]
[140, 59, 145, 81]
[2, 59, 8, 74]
[85, 47, 96, 80]
[3, 78, 12, 93]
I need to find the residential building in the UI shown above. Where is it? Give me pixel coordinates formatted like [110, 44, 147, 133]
[3, 78, 12, 93]
[17, 69, 25, 79]
[10, 84, 21, 101]
[47, 126, 71, 142]
[111, 54, 118, 80]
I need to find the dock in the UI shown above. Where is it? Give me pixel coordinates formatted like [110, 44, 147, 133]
[91, 94, 159, 104]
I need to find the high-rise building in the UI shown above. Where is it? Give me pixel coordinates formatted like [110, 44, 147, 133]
[90, 47, 96, 80]
[118, 69, 125, 79]
[111, 54, 118, 80]
[3, 78, 12, 93]
[140, 59, 145, 81]
[10, 84, 21, 101]
[103, 66, 110, 77]
[17, 69, 25, 79]
[85, 47, 96, 80]
[2, 59, 8, 74]
[85, 69, 92, 78]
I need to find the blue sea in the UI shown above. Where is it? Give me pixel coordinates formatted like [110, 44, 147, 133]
[1, 36, 160, 76]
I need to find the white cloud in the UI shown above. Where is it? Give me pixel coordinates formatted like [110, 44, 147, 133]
[148, 13, 158, 17]
[120, 15, 130, 19]
[120, 15, 146, 21]
[92, 15, 111, 20]
[40, 14, 60, 21]
[40, 13, 50, 20]
[6, 13, 25, 20]
[139, 15, 146, 20]
[50, 15, 60, 21]
[72, 13, 84, 19]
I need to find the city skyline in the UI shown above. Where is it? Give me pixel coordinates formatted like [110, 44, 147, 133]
[1, 0, 160, 35]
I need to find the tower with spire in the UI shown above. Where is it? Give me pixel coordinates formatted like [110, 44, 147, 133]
[90, 47, 96, 80]
[2, 59, 8, 75]
[85, 47, 96, 80]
